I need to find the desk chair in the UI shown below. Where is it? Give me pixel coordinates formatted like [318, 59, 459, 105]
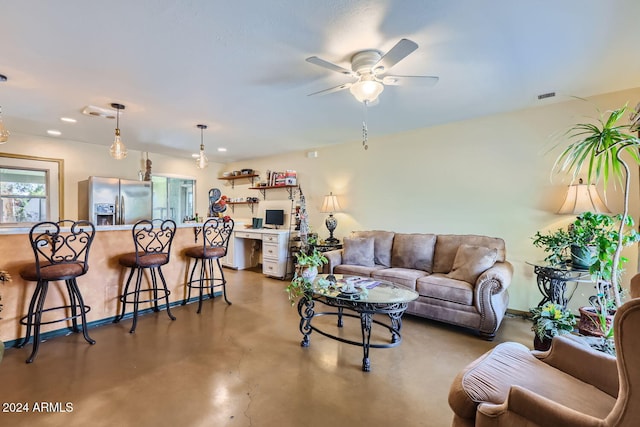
[114, 219, 176, 333]
[18, 220, 96, 363]
[183, 217, 234, 313]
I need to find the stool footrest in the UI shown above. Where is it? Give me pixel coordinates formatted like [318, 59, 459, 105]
[19, 304, 91, 327]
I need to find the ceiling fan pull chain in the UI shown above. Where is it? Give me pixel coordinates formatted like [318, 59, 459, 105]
[362, 101, 369, 150]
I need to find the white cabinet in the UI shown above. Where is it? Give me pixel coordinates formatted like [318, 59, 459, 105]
[225, 229, 290, 279]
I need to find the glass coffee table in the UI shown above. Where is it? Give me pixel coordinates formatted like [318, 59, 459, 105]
[297, 274, 419, 372]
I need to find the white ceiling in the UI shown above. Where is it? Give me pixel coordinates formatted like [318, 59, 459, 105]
[1, 0, 639, 163]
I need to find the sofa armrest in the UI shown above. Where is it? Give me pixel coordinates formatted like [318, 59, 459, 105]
[536, 335, 618, 397]
[323, 249, 343, 274]
[475, 261, 513, 293]
[476, 385, 602, 427]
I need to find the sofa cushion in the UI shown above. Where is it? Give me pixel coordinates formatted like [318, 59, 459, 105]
[352, 230, 395, 267]
[447, 244, 498, 284]
[390, 233, 436, 272]
[416, 273, 474, 305]
[342, 236, 375, 267]
[334, 264, 387, 277]
[433, 235, 505, 274]
[371, 268, 428, 290]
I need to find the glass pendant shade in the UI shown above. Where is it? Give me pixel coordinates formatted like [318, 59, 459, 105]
[0, 107, 9, 144]
[196, 124, 209, 169]
[350, 77, 384, 103]
[109, 103, 127, 159]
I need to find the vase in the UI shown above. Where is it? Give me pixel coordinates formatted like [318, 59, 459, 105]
[578, 306, 614, 337]
[533, 335, 552, 351]
[570, 244, 597, 269]
[299, 266, 318, 282]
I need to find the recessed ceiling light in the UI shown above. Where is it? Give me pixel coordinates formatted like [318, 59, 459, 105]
[217, 147, 227, 152]
[47, 129, 62, 136]
[60, 117, 77, 123]
[191, 153, 199, 158]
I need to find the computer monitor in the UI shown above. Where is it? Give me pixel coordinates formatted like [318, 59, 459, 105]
[264, 209, 284, 228]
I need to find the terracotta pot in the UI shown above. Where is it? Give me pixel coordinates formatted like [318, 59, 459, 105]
[578, 306, 614, 337]
[533, 335, 552, 351]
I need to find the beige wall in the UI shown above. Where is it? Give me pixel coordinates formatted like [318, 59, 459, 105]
[222, 88, 640, 312]
[2, 87, 639, 313]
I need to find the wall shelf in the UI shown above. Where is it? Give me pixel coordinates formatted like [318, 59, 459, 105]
[227, 201, 257, 214]
[219, 174, 259, 189]
[249, 185, 299, 200]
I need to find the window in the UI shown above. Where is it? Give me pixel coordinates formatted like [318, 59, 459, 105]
[0, 168, 47, 223]
[0, 154, 62, 226]
[151, 175, 195, 224]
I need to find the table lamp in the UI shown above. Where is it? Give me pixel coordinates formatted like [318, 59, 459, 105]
[557, 178, 609, 214]
[320, 192, 341, 244]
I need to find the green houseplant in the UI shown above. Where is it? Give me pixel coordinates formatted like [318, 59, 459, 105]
[552, 104, 640, 342]
[530, 302, 576, 351]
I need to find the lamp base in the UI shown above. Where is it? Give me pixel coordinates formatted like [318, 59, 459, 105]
[325, 214, 338, 245]
[324, 237, 339, 244]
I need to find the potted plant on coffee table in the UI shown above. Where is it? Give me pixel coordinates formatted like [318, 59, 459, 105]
[530, 302, 576, 351]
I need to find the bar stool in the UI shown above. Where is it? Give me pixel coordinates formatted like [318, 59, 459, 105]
[183, 217, 234, 313]
[114, 219, 177, 333]
[18, 220, 96, 363]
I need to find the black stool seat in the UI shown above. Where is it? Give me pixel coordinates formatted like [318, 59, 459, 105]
[183, 217, 234, 313]
[114, 219, 177, 333]
[18, 220, 96, 363]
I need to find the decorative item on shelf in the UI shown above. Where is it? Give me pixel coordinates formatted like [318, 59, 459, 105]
[557, 178, 609, 214]
[530, 302, 576, 351]
[320, 192, 341, 244]
[109, 103, 127, 159]
[195, 124, 208, 169]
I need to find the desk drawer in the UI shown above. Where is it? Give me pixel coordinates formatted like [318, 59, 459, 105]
[236, 231, 261, 240]
[263, 243, 280, 260]
[262, 234, 280, 243]
[263, 259, 283, 277]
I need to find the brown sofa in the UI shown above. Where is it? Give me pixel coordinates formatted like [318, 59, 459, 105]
[448, 294, 640, 426]
[323, 231, 513, 339]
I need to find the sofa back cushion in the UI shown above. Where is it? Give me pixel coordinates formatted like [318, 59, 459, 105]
[447, 244, 498, 283]
[390, 233, 437, 272]
[351, 230, 395, 267]
[433, 235, 505, 274]
[342, 236, 375, 267]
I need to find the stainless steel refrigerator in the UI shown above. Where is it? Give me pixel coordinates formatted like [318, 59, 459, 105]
[78, 176, 152, 225]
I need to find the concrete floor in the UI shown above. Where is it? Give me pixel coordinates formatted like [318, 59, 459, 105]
[0, 269, 532, 427]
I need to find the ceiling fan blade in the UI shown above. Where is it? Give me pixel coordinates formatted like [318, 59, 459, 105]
[306, 56, 353, 75]
[307, 82, 353, 97]
[382, 75, 439, 87]
[374, 39, 419, 73]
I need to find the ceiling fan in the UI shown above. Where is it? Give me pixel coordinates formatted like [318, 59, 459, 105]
[306, 38, 439, 104]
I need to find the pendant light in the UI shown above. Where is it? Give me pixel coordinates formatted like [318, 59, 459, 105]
[109, 103, 127, 159]
[196, 124, 208, 169]
[0, 74, 9, 144]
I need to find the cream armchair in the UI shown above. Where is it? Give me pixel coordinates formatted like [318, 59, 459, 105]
[449, 293, 640, 426]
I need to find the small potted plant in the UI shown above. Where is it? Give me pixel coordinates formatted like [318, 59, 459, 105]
[530, 302, 576, 351]
[286, 247, 328, 305]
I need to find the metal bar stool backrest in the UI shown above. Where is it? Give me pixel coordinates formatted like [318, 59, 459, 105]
[202, 217, 235, 255]
[28, 220, 96, 280]
[131, 219, 177, 267]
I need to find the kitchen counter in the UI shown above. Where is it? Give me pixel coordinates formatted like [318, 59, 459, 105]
[0, 222, 205, 235]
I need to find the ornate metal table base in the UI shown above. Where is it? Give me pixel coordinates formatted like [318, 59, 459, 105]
[298, 294, 408, 372]
[532, 264, 591, 309]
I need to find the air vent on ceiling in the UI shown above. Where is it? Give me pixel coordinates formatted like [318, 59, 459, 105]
[82, 105, 118, 119]
[537, 92, 556, 100]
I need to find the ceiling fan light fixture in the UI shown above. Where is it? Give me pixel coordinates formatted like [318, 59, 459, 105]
[109, 103, 127, 160]
[350, 78, 384, 103]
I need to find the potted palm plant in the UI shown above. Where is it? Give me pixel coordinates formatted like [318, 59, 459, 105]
[553, 104, 640, 339]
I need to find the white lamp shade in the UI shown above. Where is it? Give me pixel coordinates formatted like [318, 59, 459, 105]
[320, 193, 341, 213]
[557, 181, 610, 214]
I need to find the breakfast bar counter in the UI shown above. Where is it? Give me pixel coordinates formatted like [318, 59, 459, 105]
[0, 224, 206, 343]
